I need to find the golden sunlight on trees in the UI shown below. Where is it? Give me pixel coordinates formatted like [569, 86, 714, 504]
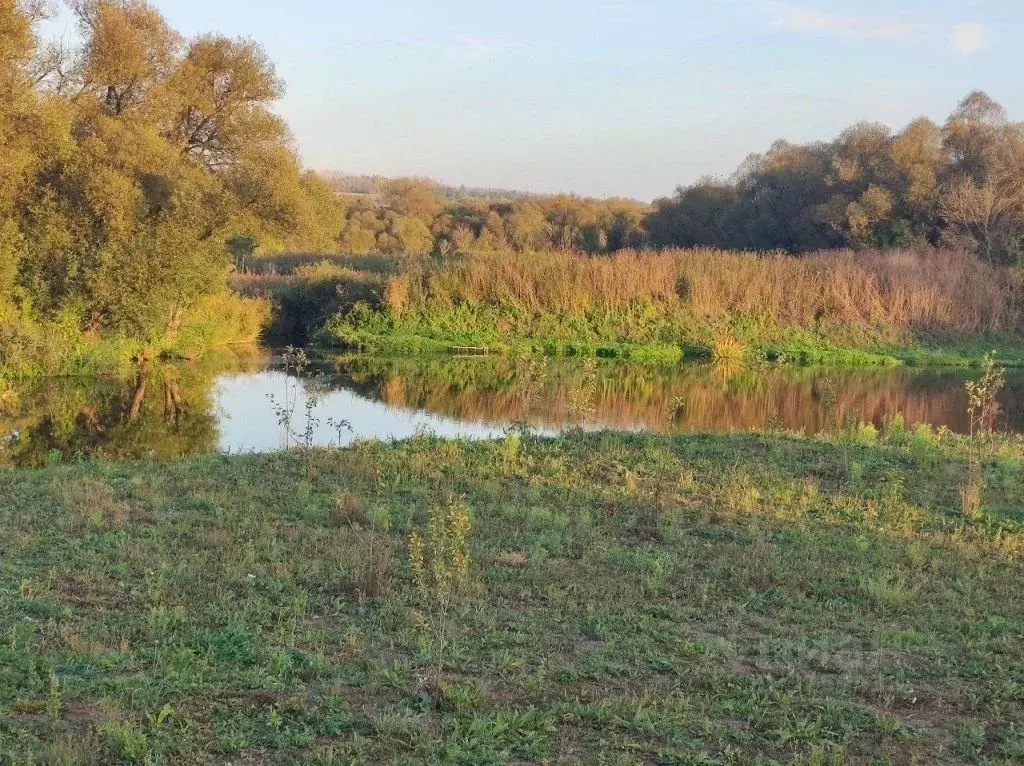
[0, 0, 337, 365]
[646, 91, 1024, 263]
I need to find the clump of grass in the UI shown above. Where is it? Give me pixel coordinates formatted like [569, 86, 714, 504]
[962, 461, 983, 519]
[711, 334, 746, 362]
[382, 275, 411, 317]
[63, 477, 130, 531]
[333, 491, 365, 527]
[720, 466, 761, 516]
[353, 516, 393, 601]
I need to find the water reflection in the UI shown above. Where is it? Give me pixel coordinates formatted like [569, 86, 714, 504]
[3, 350, 1023, 467]
[325, 356, 1023, 436]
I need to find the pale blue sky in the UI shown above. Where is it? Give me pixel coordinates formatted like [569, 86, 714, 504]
[43, 1, 1022, 200]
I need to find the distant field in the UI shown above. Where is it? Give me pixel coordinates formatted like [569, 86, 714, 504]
[2, 428, 1022, 762]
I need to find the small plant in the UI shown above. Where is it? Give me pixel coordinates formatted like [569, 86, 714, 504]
[409, 499, 473, 677]
[47, 670, 62, 732]
[711, 334, 746, 362]
[961, 353, 1006, 518]
[355, 506, 393, 601]
[332, 492, 364, 527]
[327, 415, 353, 448]
[267, 346, 309, 449]
[965, 352, 1006, 443]
[962, 461, 982, 519]
[267, 346, 344, 477]
[666, 396, 686, 423]
[499, 429, 521, 471]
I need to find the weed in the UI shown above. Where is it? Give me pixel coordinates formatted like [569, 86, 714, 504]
[266, 346, 331, 477]
[46, 671, 61, 733]
[353, 508, 393, 601]
[332, 491, 365, 527]
[712, 334, 746, 362]
[962, 460, 983, 518]
[409, 499, 474, 677]
[966, 352, 1007, 441]
[962, 353, 1007, 517]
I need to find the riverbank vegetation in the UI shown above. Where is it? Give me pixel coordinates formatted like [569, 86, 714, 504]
[0, 0, 341, 377]
[4, 3, 1024, 377]
[312, 248, 1024, 365]
[1, 427, 1021, 762]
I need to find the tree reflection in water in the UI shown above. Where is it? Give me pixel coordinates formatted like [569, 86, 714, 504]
[4, 351, 1022, 467]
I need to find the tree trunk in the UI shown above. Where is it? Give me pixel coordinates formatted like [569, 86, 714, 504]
[128, 372, 148, 421]
[166, 306, 183, 334]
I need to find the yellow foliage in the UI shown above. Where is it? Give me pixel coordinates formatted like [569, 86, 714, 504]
[711, 335, 746, 362]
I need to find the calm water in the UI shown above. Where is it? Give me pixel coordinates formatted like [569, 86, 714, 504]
[3, 350, 1023, 466]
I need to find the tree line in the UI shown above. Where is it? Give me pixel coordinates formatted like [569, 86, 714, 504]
[329, 180, 649, 257]
[647, 92, 1024, 264]
[315, 92, 1024, 265]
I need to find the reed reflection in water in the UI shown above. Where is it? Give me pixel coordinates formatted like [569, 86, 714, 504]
[4, 351, 1022, 467]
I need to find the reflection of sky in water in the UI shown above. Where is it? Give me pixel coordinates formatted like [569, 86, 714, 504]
[214, 371, 548, 453]
[7, 354, 1024, 468]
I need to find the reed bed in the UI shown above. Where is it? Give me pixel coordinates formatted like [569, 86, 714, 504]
[392, 248, 1022, 334]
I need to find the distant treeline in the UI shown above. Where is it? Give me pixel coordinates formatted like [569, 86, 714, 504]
[320, 172, 542, 203]
[648, 92, 1024, 263]
[327, 179, 649, 257]
[313, 92, 1024, 265]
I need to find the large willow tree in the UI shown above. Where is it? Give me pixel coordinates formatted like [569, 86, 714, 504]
[0, 0, 340, 343]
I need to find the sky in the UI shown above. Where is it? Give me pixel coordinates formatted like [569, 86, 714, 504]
[41, 0, 1023, 201]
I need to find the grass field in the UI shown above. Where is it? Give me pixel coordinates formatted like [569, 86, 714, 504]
[1, 426, 1022, 763]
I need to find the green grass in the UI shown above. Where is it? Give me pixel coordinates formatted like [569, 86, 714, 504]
[313, 302, 1024, 368]
[1, 428, 1023, 763]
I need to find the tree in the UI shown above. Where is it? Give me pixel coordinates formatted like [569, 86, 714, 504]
[384, 179, 445, 222]
[165, 34, 285, 170]
[71, 0, 180, 117]
[1, 0, 319, 348]
[941, 160, 1024, 265]
[507, 202, 550, 251]
[380, 214, 434, 255]
[943, 91, 1007, 182]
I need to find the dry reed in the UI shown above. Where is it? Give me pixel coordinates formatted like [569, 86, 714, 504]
[398, 248, 1022, 334]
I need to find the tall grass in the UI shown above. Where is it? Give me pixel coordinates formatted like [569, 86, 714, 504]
[394, 248, 1021, 335]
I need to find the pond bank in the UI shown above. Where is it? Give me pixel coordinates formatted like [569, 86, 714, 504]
[313, 307, 1024, 368]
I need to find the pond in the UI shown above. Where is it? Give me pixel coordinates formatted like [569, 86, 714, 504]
[3, 349, 1023, 467]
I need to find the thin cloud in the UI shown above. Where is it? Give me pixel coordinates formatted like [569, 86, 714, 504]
[952, 23, 986, 54]
[767, 3, 919, 40]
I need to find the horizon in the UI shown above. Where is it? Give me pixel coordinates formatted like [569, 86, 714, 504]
[37, 1, 1024, 200]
